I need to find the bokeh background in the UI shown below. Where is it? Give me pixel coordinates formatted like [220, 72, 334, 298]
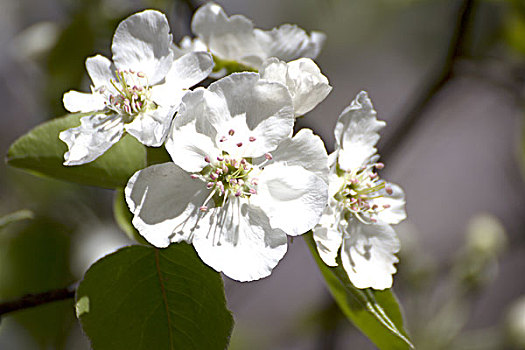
[0, 0, 524, 349]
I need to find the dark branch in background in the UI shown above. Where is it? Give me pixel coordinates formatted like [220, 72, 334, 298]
[0, 0, 478, 327]
[178, 0, 199, 14]
[380, 0, 476, 162]
[318, 0, 477, 349]
[0, 283, 77, 318]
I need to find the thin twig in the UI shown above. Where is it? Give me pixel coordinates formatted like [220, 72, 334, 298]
[0, 283, 77, 317]
[380, 0, 476, 162]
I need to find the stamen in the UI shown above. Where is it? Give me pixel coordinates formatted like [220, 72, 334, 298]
[228, 129, 235, 136]
[249, 136, 256, 142]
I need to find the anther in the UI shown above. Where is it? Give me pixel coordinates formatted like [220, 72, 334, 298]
[236, 142, 243, 147]
[137, 72, 145, 78]
[375, 162, 384, 169]
[199, 206, 208, 212]
[249, 188, 257, 194]
[249, 136, 256, 142]
[386, 186, 393, 195]
[207, 182, 214, 189]
[383, 204, 391, 209]
[217, 156, 224, 161]
[204, 156, 211, 163]
[235, 190, 242, 197]
[219, 136, 227, 142]
[190, 174, 199, 179]
[264, 153, 273, 160]
[228, 129, 235, 136]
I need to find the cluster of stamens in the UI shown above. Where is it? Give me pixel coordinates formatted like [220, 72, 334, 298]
[100, 69, 152, 118]
[335, 162, 393, 224]
[189, 127, 275, 212]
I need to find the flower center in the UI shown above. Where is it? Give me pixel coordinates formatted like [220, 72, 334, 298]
[101, 70, 154, 118]
[194, 154, 263, 212]
[335, 162, 392, 224]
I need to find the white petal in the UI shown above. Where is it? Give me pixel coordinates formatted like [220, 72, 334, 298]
[191, 2, 263, 66]
[313, 204, 343, 267]
[125, 106, 174, 146]
[335, 91, 385, 171]
[179, 36, 208, 53]
[269, 128, 329, 183]
[372, 182, 407, 225]
[207, 72, 294, 158]
[111, 10, 174, 84]
[340, 222, 400, 290]
[149, 51, 214, 111]
[59, 114, 124, 166]
[254, 24, 325, 62]
[125, 163, 210, 248]
[163, 51, 214, 90]
[85, 55, 114, 88]
[63, 90, 105, 113]
[149, 84, 187, 110]
[191, 198, 288, 281]
[252, 163, 328, 236]
[166, 99, 221, 173]
[261, 58, 331, 116]
[286, 58, 331, 116]
[259, 57, 288, 85]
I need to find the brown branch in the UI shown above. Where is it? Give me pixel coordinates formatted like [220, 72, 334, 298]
[0, 283, 77, 318]
[380, 0, 477, 162]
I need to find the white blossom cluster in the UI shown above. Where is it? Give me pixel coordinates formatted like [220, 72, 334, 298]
[60, 4, 406, 287]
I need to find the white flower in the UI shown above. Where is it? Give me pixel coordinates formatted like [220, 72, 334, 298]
[190, 2, 325, 69]
[59, 10, 214, 166]
[260, 57, 332, 117]
[125, 73, 329, 282]
[313, 91, 406, 290]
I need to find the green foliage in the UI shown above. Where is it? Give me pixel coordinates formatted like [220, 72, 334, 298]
[76, 244, 234, 350]
[212, 56, 258, 75]
[46, 11, 96, 116]
[304, 232, 414, 350]
[0, 219, 75, 349]
[504, 10, 525, 56]
[6, 114, 146, 189]
[113, 188, 149, 245]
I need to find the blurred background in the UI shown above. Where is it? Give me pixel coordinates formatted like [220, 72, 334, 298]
[0, 0, 524, 349]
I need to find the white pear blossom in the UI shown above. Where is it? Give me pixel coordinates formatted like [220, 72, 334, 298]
[313, 91, 406, 290]
[190, 2, 325, 70]
[59, 9, 214, 166]
[260, 57, 332, 117]
[125, 73, 329, 282]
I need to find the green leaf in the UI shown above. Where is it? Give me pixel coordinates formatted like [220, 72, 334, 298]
[304, 232, 414, 350]
[6, 114, 146, 189]
[113, 188, 149, 245]
[0, 218, 75, 348]
[76, 244, 234, 350]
